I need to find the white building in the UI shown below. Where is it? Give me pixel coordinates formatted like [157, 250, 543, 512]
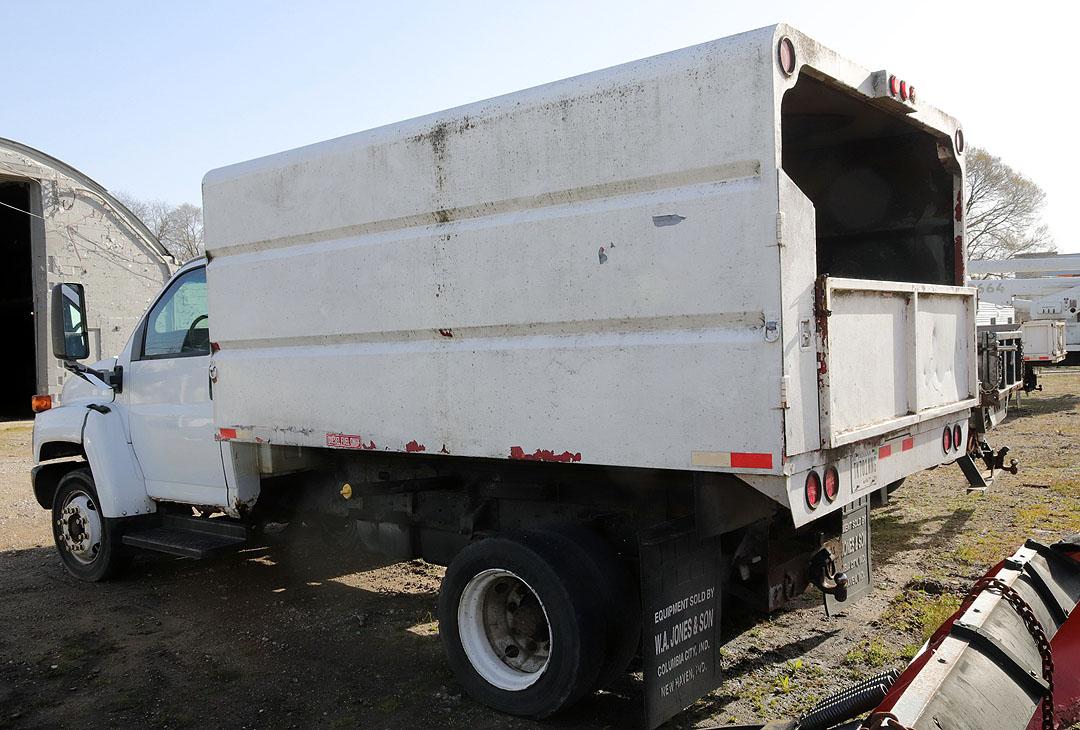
[0, 137, 175, 416]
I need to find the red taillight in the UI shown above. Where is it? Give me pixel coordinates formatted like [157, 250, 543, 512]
[31, 394, 52, 413]
[889, 75, 899, 96]
[899, 80, 908, 101]
[953, 425, 963, 452]
[806, 471, 822, 509]
[908, 85, 916, 103]
[942, 426, 953, 453]
[823, 466, 839, 502]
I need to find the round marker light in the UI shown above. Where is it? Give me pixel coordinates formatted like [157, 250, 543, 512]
[889, 75, 899, 96]
[942, 426, 953, 453]
[953, 424, 963, 452]
[955, 128, 965, 153]
[823, 466, 839, 502]
[908, 85, 916, 103]
[806, 470, 822, 509]
[778, 37, 796, 76]
[899, 80, 908, 101]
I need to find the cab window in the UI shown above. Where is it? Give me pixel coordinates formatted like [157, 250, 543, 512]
[142, 267, 209, 358]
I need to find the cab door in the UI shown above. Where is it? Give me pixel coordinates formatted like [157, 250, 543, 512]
[125, 265, 227, 505]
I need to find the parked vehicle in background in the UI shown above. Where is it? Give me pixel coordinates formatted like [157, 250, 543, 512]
[30, 24, 981, 727]
[1022, 319, 1068, 368]
[971, 254, 1080, 364]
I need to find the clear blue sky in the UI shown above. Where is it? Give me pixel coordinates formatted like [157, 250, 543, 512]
[3, 1, 1076, 252]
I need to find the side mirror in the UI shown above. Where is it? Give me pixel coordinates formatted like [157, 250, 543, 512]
[51, 283, 90, 361]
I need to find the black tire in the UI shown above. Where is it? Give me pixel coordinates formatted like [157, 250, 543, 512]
[51, 468, 130, 582]
[547, 524, 641, 689]
[438, 530, 606, 718]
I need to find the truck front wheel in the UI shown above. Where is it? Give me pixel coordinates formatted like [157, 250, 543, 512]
[51, 468, 130, 582]
[438, 531, 605, 718]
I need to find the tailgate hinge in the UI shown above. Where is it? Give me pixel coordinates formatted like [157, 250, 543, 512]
[775, 212, 784, 247]
[779, 375, 790, 409]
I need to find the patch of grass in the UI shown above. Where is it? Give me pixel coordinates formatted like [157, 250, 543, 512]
[882, 585, 962, 643]
[843, 638, 894, 668]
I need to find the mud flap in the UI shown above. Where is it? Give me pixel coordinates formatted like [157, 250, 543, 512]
[826, 496, 872, 615]
[639, 520, 722, 729]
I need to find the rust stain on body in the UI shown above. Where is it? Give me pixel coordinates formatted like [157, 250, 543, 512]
[509, 446, 582, 463]
[405, 440, 426, 453]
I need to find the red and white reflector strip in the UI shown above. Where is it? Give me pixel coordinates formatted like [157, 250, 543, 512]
[877, 435, 914, 460]
[692, 451, 774, 469]
[218, 427, 238, 441]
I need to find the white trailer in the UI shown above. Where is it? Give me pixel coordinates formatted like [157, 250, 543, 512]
[31, 24, 975, 727]
[970, 254, 1080, 358]
[1022, 319, 1068, 365]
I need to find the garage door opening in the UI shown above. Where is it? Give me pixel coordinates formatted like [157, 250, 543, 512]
[781, 73, 960, 286]
[0, 180, 38, 419]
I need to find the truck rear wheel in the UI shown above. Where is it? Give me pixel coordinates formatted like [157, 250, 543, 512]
[438, 531, 605, 718]
[51, 468, 130, 582]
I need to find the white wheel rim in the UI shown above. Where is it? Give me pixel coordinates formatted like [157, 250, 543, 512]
[457, 568, 552, 691]
[57, 490, 103, 565]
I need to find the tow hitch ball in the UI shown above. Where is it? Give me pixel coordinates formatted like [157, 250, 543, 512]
[810, 547, 848, 615]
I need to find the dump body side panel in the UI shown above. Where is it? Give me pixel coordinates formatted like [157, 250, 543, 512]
[204, 27, 786, 475]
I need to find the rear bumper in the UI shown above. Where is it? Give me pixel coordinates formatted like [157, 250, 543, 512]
[746, 412, 971, 528]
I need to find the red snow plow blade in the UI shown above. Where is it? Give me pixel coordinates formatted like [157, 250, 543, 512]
[866, 537, 1080, 730]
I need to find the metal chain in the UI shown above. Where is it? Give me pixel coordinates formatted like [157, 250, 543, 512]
[969, 577, 1055, 730]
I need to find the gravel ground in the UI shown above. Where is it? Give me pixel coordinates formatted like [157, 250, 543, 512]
[0, 370, 1077, 729]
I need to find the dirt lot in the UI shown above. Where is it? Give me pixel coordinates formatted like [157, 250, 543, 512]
[1, 371, 1078, 729]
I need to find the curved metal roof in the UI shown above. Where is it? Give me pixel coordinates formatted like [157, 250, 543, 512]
[0, 136, 177, 265]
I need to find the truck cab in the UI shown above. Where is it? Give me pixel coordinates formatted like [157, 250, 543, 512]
[32, 259, 236, 578]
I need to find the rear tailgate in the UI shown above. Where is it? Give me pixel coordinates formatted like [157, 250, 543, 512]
[818, 277, 977, 448]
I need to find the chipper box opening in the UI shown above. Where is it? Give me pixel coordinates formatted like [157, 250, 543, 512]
[33, 24, 984, 727]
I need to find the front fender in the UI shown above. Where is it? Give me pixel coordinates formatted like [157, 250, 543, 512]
[83, 408, 155, 518]
[33, 403, 87, 464]
[34, 403, 155, 519]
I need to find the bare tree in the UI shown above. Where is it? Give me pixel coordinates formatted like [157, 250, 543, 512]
[965, 147, 1054, 263]
[169, 203, 204, 262]
[114, 192, 204, 262]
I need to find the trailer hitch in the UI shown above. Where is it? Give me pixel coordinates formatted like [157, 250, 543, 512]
[809, 547, 848, 616]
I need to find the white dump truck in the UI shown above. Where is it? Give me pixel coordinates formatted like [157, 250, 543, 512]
[32, 24, 975, 727]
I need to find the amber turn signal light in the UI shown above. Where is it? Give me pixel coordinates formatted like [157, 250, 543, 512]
[31, 394, 52, 413]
